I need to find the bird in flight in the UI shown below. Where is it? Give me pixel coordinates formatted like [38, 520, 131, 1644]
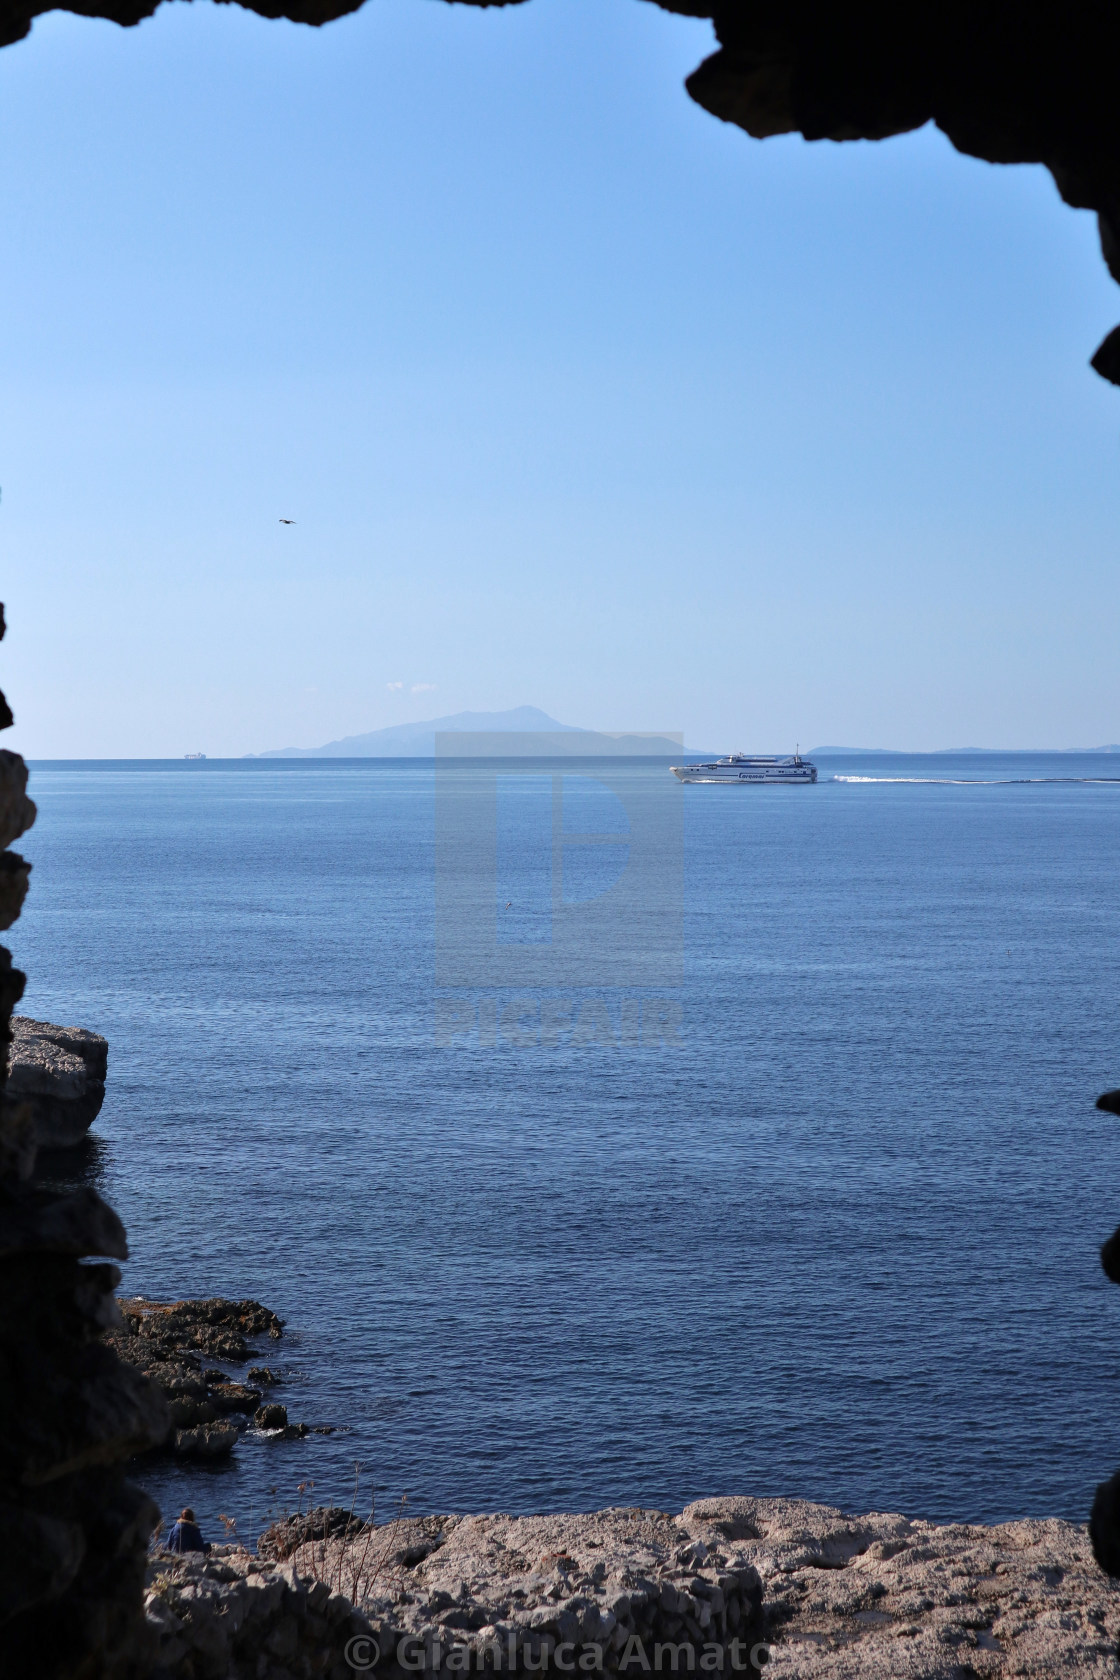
[279, 518, 296, 525]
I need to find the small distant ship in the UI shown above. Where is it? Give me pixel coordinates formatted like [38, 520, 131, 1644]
[671, 749, 817, 785]
[184, 753, 206, 760]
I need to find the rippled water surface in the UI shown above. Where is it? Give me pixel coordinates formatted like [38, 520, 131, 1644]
[16, 753, 1120, 1541]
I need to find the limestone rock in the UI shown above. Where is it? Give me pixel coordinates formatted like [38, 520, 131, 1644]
[683, 1495, 1120, 1676]
[142, 1499, 1120, 1678]
[286, 1505, 766, 1674]
[153, 1507, 767, 1679]
[145, 1549, 374, 1680]
[7, 1016, 108, 1148]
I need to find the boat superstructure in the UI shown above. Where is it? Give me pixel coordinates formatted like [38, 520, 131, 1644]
[671, 750, 817, 784]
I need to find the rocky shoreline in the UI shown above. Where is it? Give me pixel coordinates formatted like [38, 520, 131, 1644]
[142, 1495, 1120, 1679]
[103, 1300, 1120, 1675]
[104, 1295, 333, 1459]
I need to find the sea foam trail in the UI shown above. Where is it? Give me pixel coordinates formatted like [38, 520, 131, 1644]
[830, 774, 1120, 784]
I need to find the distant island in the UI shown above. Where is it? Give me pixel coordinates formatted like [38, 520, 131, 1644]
[250, 707, 690, 758]
[246, 717, 1120, 760]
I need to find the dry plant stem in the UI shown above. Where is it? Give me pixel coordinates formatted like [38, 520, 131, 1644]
[347, 1489, 380, 1602]
[267, 1476, 412, 1603]
[349, 1493, 411, 1603]
[337, 1461, 363, 1598]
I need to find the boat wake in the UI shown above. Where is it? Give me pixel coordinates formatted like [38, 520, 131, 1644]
[831, 775, 1120, 785]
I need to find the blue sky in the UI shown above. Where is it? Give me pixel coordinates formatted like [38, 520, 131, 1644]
[2, 0, 1119, 755]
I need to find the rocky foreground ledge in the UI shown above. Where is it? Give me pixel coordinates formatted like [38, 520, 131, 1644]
[144, 1496, 1120, 1679]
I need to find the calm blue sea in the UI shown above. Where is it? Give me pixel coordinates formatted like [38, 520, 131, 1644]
[16, 753, 1120, 1542]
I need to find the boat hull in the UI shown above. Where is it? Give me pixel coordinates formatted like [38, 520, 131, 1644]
[671, 761, 817, 784]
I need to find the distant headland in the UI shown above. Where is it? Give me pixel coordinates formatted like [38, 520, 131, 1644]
[810, 744, 1120, 755]
[248, 719, 1120, 760]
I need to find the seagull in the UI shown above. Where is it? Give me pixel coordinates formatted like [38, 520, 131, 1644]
[505, 902, 512, 909]
[279, 518, 296, 525]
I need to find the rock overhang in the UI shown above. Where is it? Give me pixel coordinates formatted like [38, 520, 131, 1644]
[2, 0, 1119, 381]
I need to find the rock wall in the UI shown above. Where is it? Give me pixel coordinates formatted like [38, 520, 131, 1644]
[0, 605, 170, 1679]
[145, 1553, 376, 1680]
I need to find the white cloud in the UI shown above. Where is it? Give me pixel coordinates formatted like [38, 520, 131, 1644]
[386, 681, 404, 691]
[411, 682, 437, 694]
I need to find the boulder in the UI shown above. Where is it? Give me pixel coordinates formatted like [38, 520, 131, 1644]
[206, 1378, 263, 1414]
[259, 1506, 367, 1561]
[172, 1422, 240, 1459]
[6, 1016, 107, 1148]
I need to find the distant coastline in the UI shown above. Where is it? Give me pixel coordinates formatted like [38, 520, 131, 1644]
[811, 744, 1120, 755]
[250, 708, 1120, 762]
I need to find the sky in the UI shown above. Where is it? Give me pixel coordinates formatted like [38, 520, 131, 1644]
[1, 0, 1120, 756]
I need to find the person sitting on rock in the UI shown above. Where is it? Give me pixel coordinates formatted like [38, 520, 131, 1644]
[166, 1507, 212, 1555]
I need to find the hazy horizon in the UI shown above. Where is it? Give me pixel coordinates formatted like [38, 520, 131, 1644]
[18, 704, 1120, 766]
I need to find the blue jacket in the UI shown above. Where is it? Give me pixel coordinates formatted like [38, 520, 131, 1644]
[166, 1520, 211, 1555]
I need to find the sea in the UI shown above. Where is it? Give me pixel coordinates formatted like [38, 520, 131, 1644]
[15, 751, 1120, 1546]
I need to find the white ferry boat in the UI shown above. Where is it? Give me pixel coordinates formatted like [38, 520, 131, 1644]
[671, 750, 817, 785]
